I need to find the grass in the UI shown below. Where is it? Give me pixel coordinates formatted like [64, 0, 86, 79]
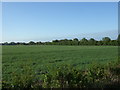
[2, 45, 119, 88]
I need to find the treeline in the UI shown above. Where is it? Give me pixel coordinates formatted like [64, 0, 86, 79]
[2, 35, 120, 46]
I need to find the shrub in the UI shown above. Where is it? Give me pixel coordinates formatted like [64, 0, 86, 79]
[2, 64, 41, 89]
[2, 61, 120, 89]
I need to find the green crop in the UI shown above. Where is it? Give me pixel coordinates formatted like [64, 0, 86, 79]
[2, 45, 119, 88]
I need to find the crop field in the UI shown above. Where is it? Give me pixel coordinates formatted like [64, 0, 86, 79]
[3, 45, 118, 81]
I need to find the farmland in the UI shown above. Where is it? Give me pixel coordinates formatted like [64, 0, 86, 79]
[2, 45, 119, 88]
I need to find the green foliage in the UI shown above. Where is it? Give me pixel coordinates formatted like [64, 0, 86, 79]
[2, 46, 118, 81]
[88, 38, 96, 45]
[2, 65, 38, 89]
[2, 45, 119, 89]
[73, 38, 79, 41]
[102, 37, 111, 42]
[29, 41, 36, 45]
[2, 61, 120, 89]
[2, 36, 119, 46]
[42, 62, 120, 88]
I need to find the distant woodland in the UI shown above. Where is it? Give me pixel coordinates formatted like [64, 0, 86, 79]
[2, 35, 120, 46]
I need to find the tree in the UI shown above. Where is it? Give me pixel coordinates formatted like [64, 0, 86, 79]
[102, 37, 111, 45]
[110, 40, 118, 46]
[80, 38, 88, 45]
[102, 37, 111, 42]
[52, 40, 59, 43]
[9, 42, 16, 45]
[29, 41, 35, 45]
[88, 38, 96, 45]
[72, 38, 79, 45]
[52, 40, 60, 45]
[73, 38, 79, 41]
[58, 39, 69, 45]
[97, 41, 103, 45]
[3, 42, 9, 45]
[36, 41, 42, 45]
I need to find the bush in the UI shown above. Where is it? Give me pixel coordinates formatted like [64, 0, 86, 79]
[2, 61, 120, 89]
[42, 65, 107, 88]
[2, 65, 41, 89]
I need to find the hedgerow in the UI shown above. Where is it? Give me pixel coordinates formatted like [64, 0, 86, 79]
[2, 61, 120, 89]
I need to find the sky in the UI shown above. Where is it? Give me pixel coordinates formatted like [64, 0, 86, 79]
[2, 2, 118, 42]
